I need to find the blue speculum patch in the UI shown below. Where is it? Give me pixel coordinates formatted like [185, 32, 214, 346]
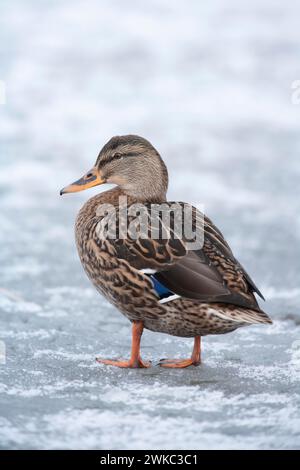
[150, 275, 174, 300]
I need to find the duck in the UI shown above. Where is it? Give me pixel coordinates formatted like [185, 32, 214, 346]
[60, 135, 272, 368]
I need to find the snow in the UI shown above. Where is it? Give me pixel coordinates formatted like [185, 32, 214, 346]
[0, 0, 300, 450]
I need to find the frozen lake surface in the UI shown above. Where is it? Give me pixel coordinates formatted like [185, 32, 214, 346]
[0, 0, 300, 450]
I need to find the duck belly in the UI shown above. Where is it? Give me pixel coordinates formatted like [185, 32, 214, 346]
[142, 300, 249, 338]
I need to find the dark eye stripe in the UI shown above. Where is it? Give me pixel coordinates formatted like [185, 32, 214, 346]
[103, 152, 138, 165]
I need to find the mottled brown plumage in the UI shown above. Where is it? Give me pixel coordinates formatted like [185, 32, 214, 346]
[61, 135, 272, 368]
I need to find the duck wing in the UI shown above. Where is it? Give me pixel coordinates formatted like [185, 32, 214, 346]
[107, 202, 268, 315]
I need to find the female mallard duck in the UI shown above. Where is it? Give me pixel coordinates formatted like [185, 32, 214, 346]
[60, 135, 272, 368]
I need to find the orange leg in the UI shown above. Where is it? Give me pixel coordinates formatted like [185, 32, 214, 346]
[159, 336, 201, 368]
[96, 321, 151, 368]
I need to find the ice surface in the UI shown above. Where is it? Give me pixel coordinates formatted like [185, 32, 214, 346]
[0, 0, 300, 450]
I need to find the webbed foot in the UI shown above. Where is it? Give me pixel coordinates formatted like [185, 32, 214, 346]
[158, 358, 200, 368]
[96, 357, 151, 368]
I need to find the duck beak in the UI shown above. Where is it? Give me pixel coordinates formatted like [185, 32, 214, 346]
[60, 167, 105, 195]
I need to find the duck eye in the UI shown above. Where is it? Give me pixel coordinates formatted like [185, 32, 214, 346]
[114, 153, 122, 159]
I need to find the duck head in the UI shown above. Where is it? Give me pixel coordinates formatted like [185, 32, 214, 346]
[60, 135, 168, 202]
